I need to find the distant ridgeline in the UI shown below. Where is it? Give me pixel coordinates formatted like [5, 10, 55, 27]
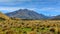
[51, 15, 60, 20]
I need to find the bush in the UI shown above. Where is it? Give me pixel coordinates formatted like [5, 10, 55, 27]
[50, 28, 55, 32]
[0, 17, 5, 21]
[23, 31, 27, 34]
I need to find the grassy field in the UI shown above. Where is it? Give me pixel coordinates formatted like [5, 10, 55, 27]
[0, 18, 60, 34]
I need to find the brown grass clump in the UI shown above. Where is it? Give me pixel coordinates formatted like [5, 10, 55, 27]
[49, 28, 55, 32]
[6, 30, 16, 34]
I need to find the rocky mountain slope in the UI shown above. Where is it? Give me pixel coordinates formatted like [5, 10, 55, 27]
[6, 9, 48, 19]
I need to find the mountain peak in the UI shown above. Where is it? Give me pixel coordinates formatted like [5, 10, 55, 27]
[18, 9, 33, 12]
[6, 9, 48, 19]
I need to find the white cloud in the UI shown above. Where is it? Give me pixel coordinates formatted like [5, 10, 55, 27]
[0, 7, 60, 13]
[0, 7, 20, 12]
[39, 7, 60, 12]
[40, 8, 55, 10]
[0, 0, 32, 6]
[0, 7, 36, 13]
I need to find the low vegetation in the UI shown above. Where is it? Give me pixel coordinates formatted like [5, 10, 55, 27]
[0, 12, 60, 34]
[0, 18, 60, 34]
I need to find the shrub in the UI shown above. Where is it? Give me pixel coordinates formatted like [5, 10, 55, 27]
[41, 27, 45, 30]
[50, 28, 55, 32]
[31, 28, 35, 31]
[6, 30, 15, 34]
[0, 17, 5, 21]
[23, 31, 27, 34]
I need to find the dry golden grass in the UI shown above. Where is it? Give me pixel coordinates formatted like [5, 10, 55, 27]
[0, 17, 60, 34]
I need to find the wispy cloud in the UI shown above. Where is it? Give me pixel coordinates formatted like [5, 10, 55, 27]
[0, 7, 36, 13]
[0, 0, 32, 6]
[0, 7, 20, 12]
[39, 7, 60, 12]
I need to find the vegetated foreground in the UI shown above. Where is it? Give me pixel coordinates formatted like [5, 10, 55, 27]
[0, 19, 60, 34]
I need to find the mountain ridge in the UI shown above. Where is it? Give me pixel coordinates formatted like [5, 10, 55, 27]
[51, 15, 60, 20]
[6, 9, 49, 19]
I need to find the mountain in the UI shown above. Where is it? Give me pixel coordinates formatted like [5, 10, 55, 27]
[0, 12, 10, 20]
[6, 9, 48, 19]
[51, 15, 60, 20]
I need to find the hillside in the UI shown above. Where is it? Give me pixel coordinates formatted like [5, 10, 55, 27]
[0, 12, 10, 20]
[6, 9, 48, 19]
[51, 15, 60, 20]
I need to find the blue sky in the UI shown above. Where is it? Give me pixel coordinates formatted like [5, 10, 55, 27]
[0, 0, 60, 16]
